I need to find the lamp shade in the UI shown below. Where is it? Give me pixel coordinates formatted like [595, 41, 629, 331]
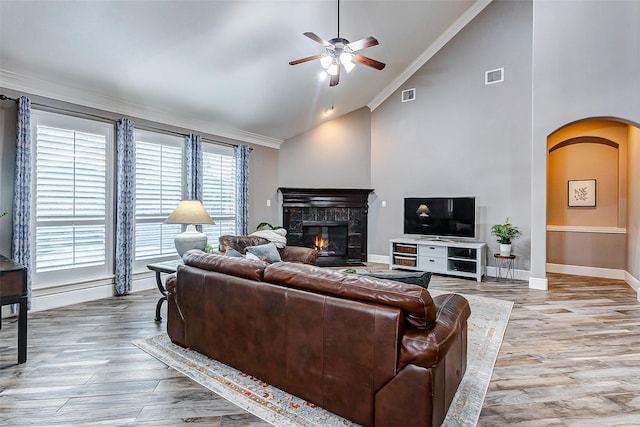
[164, 200, 214, 225]
[165, 200, 214, 256]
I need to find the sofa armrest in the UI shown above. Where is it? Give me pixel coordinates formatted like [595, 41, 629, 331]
[398, 293, 471, 370]
[279, 245, 319, 264]
[166, 275, 187, 347]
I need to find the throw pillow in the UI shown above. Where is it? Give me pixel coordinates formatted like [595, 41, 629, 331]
[225, 248, 244, 258]
[246, 242, 282, 263]
[245, 251, 261, 261]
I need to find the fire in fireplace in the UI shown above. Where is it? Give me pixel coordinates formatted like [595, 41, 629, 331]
[302, 221, 348, 266]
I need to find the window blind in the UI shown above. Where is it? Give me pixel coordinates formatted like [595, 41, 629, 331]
[134, 135, 183, 260]
[34, 123, 109, 274]
[201, 147, 237, 244]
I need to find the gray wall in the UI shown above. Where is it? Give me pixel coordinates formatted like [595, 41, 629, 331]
[530, 0, 640, 281]
[279, 107, 371, 189]
[248, 143, 280, 230]
[370, 0, 533, 267]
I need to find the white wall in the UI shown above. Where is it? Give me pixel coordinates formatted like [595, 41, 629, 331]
[370, 0, 533, 267]
[530, 0, 640, 284]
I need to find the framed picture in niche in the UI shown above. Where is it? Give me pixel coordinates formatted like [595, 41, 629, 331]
[568, 179, 596, 207]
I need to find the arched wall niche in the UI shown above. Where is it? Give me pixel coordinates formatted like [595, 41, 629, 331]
[546, 118, 638, 274]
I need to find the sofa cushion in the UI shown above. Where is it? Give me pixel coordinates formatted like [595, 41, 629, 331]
[183, 249, 267, 281]
[264, 262, 437, 327]
[246, 242, 282, 263]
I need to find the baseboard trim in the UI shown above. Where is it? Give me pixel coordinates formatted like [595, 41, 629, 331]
[367, 254, 390, 265]
[624, 271, 640, 301]
[547, 263, 639, 297]
[529, 276, 549, 290]
[546, 263, 626, 280]
[30, 273, 157, 313]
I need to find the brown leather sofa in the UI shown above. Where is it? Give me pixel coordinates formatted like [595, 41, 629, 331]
[218, 234, 319, 264]
[167, 250, 470, 427]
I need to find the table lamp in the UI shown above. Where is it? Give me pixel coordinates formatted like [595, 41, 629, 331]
[164, 200, 214, 256]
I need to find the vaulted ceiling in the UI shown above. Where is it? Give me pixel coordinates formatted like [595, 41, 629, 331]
[0, 0, 490, 147]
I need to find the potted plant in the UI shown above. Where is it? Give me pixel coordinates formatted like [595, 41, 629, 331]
[491, 217, 521, 256]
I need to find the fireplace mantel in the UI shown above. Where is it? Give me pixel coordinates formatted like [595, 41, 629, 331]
[278, 188, 374, 208]
[278, 188, 374, 266]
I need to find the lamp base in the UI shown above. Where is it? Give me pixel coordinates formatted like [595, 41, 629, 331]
[174, 224, 208, 256]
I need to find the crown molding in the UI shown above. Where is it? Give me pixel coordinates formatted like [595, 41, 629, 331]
[368, 0, 493, 111]
[0, 69, 283, 149]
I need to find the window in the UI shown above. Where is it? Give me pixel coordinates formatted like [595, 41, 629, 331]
[202, 144, 237, 245]
[134, 130, 183, 265]
[31, 111, 114, 287]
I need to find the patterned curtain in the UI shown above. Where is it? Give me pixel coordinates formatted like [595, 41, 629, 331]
[185, 133, 203, 200]
[12, 96, 32, 308]
[115, 118, 135, 296]
[235, 144, 250, 235]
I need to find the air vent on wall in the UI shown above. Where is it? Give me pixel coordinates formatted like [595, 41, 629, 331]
[485, 67, 504, 85]
[401, 88, 416, 102]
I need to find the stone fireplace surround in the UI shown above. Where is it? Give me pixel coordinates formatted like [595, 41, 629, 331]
[278, 188, 374, 266]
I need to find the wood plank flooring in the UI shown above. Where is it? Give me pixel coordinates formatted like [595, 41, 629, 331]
[1, 270, 639, 426]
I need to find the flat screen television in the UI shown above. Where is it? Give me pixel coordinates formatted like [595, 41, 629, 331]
[404, 197, 476, 239]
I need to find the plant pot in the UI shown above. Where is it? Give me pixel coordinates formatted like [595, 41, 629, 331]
[499, 243, 512, 256]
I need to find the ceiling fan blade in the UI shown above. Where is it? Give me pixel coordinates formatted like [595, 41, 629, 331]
[329, 67, 340, 87]
[289, 54, 322, 66]
[346, 36, 379, 52]
[304, 32, 333, 47]
[353, 54, 386, 70]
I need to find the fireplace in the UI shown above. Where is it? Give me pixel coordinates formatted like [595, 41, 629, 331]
[279, 188, 374, 266]
[302, 221, 348, 266]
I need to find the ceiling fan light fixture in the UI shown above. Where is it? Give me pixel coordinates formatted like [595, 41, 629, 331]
[340, 52, 356, 73]
[327, 61, 339, 76]
[320, 54, 333, 69]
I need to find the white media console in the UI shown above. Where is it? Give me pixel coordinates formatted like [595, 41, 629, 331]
[389, 237, 487, 282]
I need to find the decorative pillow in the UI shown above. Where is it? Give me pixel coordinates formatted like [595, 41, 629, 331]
[246, 242, 282, 263]
[225, 248, 244, 258]
[245, 251, 261, 261]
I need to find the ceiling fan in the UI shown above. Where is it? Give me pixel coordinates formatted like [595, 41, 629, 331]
[289, 0, 386, 87]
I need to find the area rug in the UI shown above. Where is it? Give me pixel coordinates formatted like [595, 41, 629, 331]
[133, 291, 512, 427]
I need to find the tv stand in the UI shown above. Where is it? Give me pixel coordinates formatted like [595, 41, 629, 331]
[389, 237, 486, 282]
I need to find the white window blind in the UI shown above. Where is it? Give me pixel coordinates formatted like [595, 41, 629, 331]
[32, 112, 114, 286]
[134, 131, 183, 262]
[202, 144, 237, 246]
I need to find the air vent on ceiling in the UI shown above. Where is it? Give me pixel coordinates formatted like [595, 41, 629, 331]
[401, 88, 416, 102]
[485, 67, 504, 85]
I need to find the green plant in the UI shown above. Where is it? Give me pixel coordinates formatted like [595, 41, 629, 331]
[0, 211, 8, 218]
[344, 269, 357, 274]
[256, 222, 283, 230]
[491, 217, 521, 244]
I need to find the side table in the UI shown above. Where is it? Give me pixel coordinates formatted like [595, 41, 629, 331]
[0, 255, 28, 364]
[494, 254, 516, 282]
[147, 259, 182, 321]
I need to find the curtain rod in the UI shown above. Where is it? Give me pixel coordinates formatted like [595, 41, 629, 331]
[6, 96, 251, 151]
[0, 94, 19, 102]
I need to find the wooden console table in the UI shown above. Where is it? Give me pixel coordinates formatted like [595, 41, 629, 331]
[0, 255, 27, 364]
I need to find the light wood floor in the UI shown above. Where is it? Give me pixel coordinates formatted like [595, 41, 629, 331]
[1, 271, 639, 426]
